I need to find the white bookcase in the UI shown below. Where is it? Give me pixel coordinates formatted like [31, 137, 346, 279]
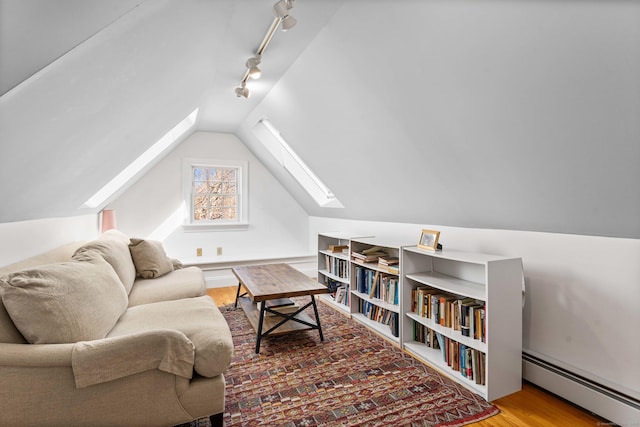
[401, 246, 523, 401]
[317, 232, 368, 316]
[348, 237, 409, 345]
[316, 233, 523, 401]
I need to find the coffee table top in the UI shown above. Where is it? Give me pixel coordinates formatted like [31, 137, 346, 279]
[232, 263, 327, 302]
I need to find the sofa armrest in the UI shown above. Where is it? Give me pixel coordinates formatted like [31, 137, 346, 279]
[0, 342, 74, 367]
[72, 329, 195, 388]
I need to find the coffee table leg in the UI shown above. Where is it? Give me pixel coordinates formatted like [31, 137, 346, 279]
[255, 301, 266, 353]
[311, 295, 324, 342]
[234, 283, 244, 308]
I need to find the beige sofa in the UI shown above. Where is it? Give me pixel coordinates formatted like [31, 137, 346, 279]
[0, 231, 233, 427]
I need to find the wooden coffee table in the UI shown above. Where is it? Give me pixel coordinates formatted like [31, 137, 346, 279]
[232, 263, 327, 353]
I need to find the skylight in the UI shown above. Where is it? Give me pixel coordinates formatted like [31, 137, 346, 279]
[254, 118, 343, 208]
[83, 108, 199, 208]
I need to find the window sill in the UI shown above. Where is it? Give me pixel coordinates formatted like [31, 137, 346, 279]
[182, 223, 249, 232]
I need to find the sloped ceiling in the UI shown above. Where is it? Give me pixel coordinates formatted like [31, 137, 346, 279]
[1, 0, 639, 238]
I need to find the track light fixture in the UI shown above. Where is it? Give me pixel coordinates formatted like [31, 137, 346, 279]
[273, 0, 296, 31]
[234, 0, 296, 98]
[235, 83, 249, 98]
[246, 56, 261, 79]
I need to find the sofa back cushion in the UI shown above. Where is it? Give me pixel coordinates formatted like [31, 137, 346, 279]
[0, 241, 85, 344]
[0, 254, 128, 344]
[73, 239, 137, 294]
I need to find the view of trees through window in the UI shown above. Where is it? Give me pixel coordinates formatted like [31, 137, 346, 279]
[192, 166, 238, 221]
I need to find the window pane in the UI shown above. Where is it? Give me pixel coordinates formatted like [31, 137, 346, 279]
[189, 163, 243, 223]
[222, 208, 236, 220]
[193, 207, 207, 221]
[194, 181, 208, 193]
[222, 183, 236, 194]
[221, 169, 236, 181]
[223, 196, 236, 207]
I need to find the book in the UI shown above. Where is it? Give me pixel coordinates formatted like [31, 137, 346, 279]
[328, 245, 348, 253]
[377, 257, 399, 266]
[387, 265, 399, 274]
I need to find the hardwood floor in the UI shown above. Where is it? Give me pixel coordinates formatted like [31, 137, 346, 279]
[207, 286, 608, 426]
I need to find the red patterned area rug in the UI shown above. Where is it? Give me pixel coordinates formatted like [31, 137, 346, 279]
[201, 300, 498, 427]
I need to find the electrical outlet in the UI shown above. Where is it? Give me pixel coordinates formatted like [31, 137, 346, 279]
[216, 247, 223, 256]
[196, 248, 202, 257]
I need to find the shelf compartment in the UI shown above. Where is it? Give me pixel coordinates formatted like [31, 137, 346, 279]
[351, 290, 400, 313]
[406, 311, 487, 352]
[352, 312, 400, 344]
[405, 271, 485, 301]
[318, 269, 350, 285]
[403, 341, 486, 398]
[319, 249, 350, 261]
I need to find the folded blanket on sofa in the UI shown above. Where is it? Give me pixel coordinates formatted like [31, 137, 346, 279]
[72, 329, 195, 389]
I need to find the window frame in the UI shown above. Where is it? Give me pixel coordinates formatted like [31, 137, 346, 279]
[182, 158, 249, 231]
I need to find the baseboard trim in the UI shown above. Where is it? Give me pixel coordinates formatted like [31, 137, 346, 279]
[523, 352, 640, 426]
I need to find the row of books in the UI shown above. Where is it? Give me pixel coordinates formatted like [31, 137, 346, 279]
[359, 300, 399, 337]
[411, 287, 486, 342]
[412, 321, 486, 385]
[326, 279, 350, 307]
[441, 334, 487, 385]
[351, 249, 388, 264]
[334, 285, 350, 306]
[324, 255, 349, 279]
[355, 266, 399, 305]
[377, 256, 399, 274]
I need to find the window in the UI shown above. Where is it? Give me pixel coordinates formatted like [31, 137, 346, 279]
[183, 159, 248, 230]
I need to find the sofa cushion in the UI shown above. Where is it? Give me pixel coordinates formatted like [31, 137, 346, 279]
[128, 267, 206, 307]
[73, 239, 137, 294]
[99, 229, 131, 245]
[0, 255, 128, 344]
[107, 295, 233, 378]
[129, 238, 174, 279]
[0, 303, 27, 344]
[0, 241, 86, 344]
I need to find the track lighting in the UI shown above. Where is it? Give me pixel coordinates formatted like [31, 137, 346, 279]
[273, 0, 296, 31]
[246, 56, 261, 79]
[235, 83, 249, 98]
[281, 15, 296, 32]
[234, 0, 297, 97]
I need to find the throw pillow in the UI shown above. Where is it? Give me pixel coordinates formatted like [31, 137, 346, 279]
[129, 238, 174, 279]
[73, 239, 137, 294]
[0, 254, 128, 344]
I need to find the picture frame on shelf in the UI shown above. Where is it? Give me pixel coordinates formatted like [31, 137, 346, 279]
[418, 229, 440, 251]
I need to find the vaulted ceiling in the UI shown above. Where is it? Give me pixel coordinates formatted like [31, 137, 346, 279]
[1, 0, 639, 238]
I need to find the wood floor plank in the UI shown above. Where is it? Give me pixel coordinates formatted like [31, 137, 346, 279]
[207, 286, 608, 426]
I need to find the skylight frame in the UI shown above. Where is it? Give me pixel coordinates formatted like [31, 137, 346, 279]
[255, 118, 343, 208]
[83, 108, 199, 209]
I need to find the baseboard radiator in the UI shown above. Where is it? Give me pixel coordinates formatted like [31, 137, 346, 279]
[523, 352, 640, 426]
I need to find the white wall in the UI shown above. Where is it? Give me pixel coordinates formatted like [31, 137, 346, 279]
[308, 216, 640, 402]
[108, 131, 311, 262]
[239, 0, 640, 239]
[0, 214, 98, 267]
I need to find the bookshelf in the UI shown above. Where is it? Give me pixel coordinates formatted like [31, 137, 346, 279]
[401, 246, 523, 401]
[317, 232, 369, 316]
[316, 232, 523, 401]
[349, 237, 407, 345]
